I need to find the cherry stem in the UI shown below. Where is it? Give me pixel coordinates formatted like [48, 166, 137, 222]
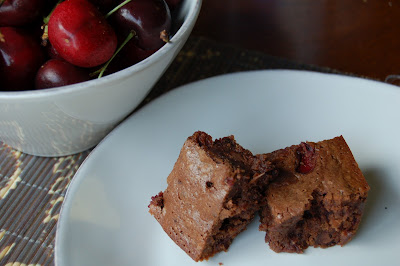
[43, 0, 63, 24]
[105, 0, 132, 19]
[92, 31, 135, 79]
[0, 0, 5, 7]
[41, 0, 63, 46]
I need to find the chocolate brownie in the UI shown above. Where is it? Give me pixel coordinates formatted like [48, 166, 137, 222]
[258, 136, 370, 253]
[148, 131, 276, 261]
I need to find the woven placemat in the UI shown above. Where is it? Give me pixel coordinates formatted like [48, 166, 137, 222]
[0, 36, 347, 266]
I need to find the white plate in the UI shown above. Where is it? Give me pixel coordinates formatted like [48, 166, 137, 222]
[55, 70, 400, 266]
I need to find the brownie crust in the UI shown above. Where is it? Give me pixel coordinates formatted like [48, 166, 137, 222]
[259, 136, 370, 253]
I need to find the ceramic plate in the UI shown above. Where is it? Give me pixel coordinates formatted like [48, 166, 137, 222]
[55, 70, 400, 266]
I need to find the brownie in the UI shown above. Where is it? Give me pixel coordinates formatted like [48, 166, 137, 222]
[148, 131, 276, 261]
[258, 136, 370, 253]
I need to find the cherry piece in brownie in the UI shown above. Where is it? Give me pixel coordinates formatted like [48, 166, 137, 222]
[259, 136, 370, 253]
[148, 131, 276, 261]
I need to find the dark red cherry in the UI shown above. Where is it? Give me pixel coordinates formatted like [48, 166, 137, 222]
[123, 42, 158, 64]
[0, 0, 46, 27]
[296, 142, 317, 174]
[110, 0, 171, 50]
[35, 59, 90, 89]
[113, 41, 157, 72]
[48, 0, 117, 68]
[0, 27, 45, 90]
[46, 42, 64, 60]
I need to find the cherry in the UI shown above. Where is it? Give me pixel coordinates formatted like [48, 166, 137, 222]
[110, 41, 157, 73]
[296, 142, 317, 174]
[0, 27, 45, 90]
[35, 59, 90, 89]
[48, 0, 117, 68]
[46, 42, 64, 60]
[122, 42, 157, 64]
[0, 0, 46, 27]
[109, 0, 171, 51]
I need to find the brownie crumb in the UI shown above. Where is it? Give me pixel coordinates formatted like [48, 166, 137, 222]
[206, 181, 214, 188]
[149, 192, 164, 209]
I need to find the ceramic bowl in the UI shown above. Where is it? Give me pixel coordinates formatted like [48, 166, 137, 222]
[0, 0, 202, 157]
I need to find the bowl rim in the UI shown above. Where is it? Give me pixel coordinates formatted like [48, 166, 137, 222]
[0, 0, 202, 100]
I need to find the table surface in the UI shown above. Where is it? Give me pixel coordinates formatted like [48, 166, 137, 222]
[192, 0, 400, 81]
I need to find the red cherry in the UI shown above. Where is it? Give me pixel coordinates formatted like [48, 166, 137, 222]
[110, 0, 171, 50]
[112, 41, 157, 72]
[0, 0, 46, 27]
[296, 142, 317, 174]
[35, 59, 90, 89]
[123, 42, 157, 64]
[0, 27, 45, 90]
[48, 0, 117, 68]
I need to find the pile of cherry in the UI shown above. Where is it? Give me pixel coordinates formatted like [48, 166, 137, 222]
[0, 0, 181, 90]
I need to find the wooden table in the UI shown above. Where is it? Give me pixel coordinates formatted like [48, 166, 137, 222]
[193, 0, 400, 81]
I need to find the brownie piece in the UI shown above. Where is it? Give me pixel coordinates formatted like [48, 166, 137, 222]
[148, 131, 276, 261]
[258, 136, 370, 253]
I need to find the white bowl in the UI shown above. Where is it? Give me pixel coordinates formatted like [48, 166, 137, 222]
[0, 0, 202, 157]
